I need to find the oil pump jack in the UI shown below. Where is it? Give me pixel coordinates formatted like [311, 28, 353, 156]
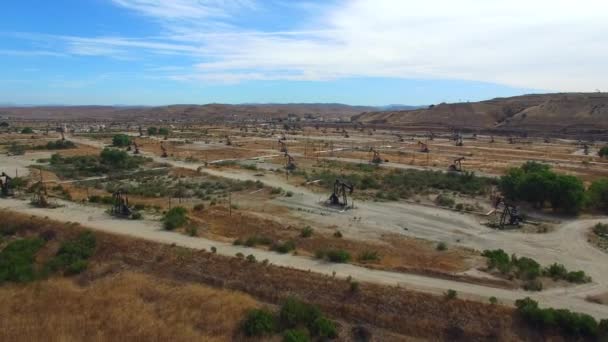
[225, 135, 232, 146]
[111, 190, 132, 217]
[132, 141, 140, 154]
[285, 153, 296, 172]
[490, 135, 495, 143]
[417, 141, 429, 153]
[160, 142, 168, 158]
[448, 157, 465, 172]
[327, 179, 354, 208]
[31, 174, 49, 208]
[369, 148, 383, 165]
[493, 196, 522, 229]
[278, 139, 288, 153]
[0, 172, 14, 197]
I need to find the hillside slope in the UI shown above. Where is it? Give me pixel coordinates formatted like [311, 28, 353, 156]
[353, 93, 608, 134]
[0, 103, 375, 121]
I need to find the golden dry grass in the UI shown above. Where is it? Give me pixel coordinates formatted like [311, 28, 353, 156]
[0, 272, 259, 342]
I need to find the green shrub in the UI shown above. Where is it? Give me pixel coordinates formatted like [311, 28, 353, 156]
[333, 231, 342, 238]
[300, 226, 313, 238]
[445, 289, 457, 300]
[435, 194, 455, 207]
[242, 309, 276, 337]
[246, 254, 257, 263]
[21, 127, 33, 134]
[310, 316, 337, 338]
[0, 238, 45, 283]
[320, 249, 351, 263]
[147, 127, 158, 135]
[162, 207, 188, 230]
[489, 296, 498, 304]
[436, 242, 448, 251]
[516, 297, 599, 338]
[272, 240, 296, 254]
[279, 297, 321, 329]
[112, 134, 132, 147]
[130, 211, 142, 220]
[357, 250, 379, 262]
[46, 231, 96, 275]
[159, 127, 170, 136]
[283, 329, 310, 342]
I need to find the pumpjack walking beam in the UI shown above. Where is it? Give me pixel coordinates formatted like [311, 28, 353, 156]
[327, 179, 354, 208]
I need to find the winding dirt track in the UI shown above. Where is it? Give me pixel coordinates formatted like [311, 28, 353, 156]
[2, 135, 606, 319]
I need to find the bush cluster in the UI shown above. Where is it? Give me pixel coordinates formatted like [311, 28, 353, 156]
[35, 140, 76, 150]
[241, 297, 337, 340]
[0, 238, 45, 283]
[112, 134, 132, 147]
[46, 231, 97, 275]
[312, 164, 494, 200]
[315, 249, 351, 263]
[482, 249, 591, 285]
[516, 298, 608, 338]
[162, 207, 188, 230]
[500, 162, 585, 214]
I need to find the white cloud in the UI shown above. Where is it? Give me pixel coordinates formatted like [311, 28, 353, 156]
[9, 0, 608, 91]
[185, 0, 608, 91]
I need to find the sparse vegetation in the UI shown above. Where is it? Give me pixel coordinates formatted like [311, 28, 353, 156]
[20, 127, 33, 134]
[482, 249, 591, 286]
[0, 238, 45, 283]
[516, 297, 603, 338]
[46, 231, 96, 275]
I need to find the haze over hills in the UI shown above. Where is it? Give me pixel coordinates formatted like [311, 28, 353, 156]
[3, 93, 608, 135]
[0, 103, 378, 121]
[353, 93, 608, 134]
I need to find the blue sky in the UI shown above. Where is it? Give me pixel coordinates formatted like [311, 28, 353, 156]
[1, 0, 606, 106]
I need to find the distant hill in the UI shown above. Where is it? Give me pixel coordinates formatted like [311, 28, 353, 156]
[353, 93, 608, 134]
[0, 103, 376, 121]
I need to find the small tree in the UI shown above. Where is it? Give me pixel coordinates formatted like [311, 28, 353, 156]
[158, 127, 170, 136]
[242, 309, 276, 337]
[20, 127, 33, 134]
[162, 207, 188, 230]
[147, 127, 158, 135]
[599, 146, 608, 158]
[112, 134, 132, 147]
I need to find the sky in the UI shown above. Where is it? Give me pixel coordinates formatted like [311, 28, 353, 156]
[1, 0, 607, 106]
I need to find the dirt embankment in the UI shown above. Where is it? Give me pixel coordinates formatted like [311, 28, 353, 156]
[1, 210, 549, 341]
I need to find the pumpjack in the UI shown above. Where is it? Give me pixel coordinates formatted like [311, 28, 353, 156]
[369, 148, 383, 165]
[493, 196, 522, 229]
[428, 131, 435, 141]
[0, 172, 14, 197]
[132, 142, 140, 154]
[160, 142, 168, 158]
[327, 179, 354, 208]
[583, 143, 590, 155]
[225, 135, 232, 146]
[31, 175, 49, 208]
[455, 135, 463, 146]
[138, 126, 144, 137]
[111, 190, 132, 217]
[490, 135, 495, 143]
[417, 141, 429, 153]
[278, 139, 288, 153]
[448, 157, 465, 172]
[285, 153, 296, 171]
